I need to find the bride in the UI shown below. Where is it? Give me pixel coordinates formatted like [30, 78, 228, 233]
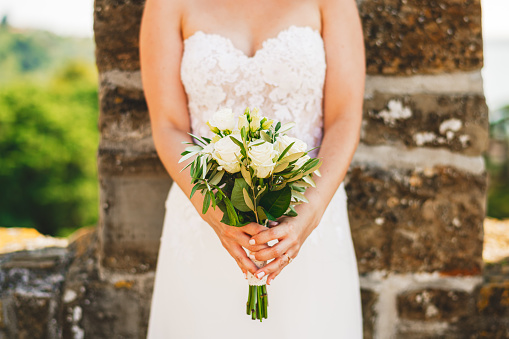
[140, 0, 365, 337]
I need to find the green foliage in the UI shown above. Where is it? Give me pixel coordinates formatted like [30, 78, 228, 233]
[0, 24, 94, 84]
[486, 104, 509, 219]
[0, 60, 99, 236]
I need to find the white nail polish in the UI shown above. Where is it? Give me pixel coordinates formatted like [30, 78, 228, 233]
[256, 271, 265, 279]
[249, 239, 255, 245]
[249, 253, 255, 260]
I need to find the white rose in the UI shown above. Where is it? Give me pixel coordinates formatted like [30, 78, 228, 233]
[212, 135, 242, 173]
[200, 143, 215, 155]
[248, 142, 278, 178]
[208, 108, 235, 132]
[293, 155, 310, 170]
[276, 135, 307, 156]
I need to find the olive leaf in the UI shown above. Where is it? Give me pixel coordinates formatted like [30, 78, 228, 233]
[243, 188, 255, 211]
[240, 165, 252, 186]
[280, 151, 306, 164]
[274, 162, 289, 173]
[209, 170, 225, 186]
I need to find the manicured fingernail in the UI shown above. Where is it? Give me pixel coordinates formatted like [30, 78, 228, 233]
[249, 239, 255, 245]
[249, 253, 256, 260]
[267, 278, 272, 285]
[244, 272, 248, 279]
[256, 271, 265, 279]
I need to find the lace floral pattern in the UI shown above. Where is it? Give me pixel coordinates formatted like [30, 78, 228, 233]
[180, 25, 326, 158]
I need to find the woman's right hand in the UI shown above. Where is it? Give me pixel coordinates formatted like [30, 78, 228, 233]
[203, 206, 269, 277]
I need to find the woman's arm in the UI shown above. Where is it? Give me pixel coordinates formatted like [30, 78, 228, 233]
[249, 0, 366, 284]
[139, 0, 267, 277]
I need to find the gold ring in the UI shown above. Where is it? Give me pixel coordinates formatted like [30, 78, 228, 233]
[284, 253, 293, 264]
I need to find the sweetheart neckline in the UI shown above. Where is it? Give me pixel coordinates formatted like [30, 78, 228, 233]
[183, 25, 323, 59]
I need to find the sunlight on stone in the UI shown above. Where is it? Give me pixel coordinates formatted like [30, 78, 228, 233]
[0, 227, 68, 254]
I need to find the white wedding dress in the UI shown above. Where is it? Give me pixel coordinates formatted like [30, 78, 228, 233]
[147, 25, 363, 338]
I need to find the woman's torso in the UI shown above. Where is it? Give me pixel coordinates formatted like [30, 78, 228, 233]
[179, 0, 327, 155]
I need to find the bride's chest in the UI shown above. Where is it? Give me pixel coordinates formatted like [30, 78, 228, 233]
[180, 25, 326, 91]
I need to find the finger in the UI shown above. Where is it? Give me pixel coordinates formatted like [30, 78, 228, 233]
[241, 222, 268, 236]
[249, 224, 288, 246]
[251, 238, 291, 262]
[254, 253, 292, 282]
[234, 230, 270, 252]
[228, 243, 259, 275]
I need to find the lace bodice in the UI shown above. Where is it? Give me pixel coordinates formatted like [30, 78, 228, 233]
[180, 25, 326, 156]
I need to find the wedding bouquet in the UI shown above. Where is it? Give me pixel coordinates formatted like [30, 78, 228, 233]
[179, 107, 322, 321]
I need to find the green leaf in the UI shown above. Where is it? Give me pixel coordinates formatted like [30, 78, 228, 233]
[209, 170, 225, 186]
[280, 151, 306, 164]
[287, 173, 304, 183]
[190, 183, 203, 199]
[291, 190, 309, 203]
[185, 145, 203, 152]
[256, 206, 267, 221]
[285, 205, 298, 217]
[259, 185, 291, 219]
[277, 142, 295, 161]
[202, 190, 211, 214]
[178, 151, 198, 163]
[187, 133, 208, 145]
[179, 159, 194, 173]
[260, 131, 271, 143]
[278, 122, 296, 134]
[229, 135, 246, 154]
[240, 165, 252, 186]
[302, 161, 323, 177]
[274, 162, 289, 173]
[302, 175, 316, 187]
[231, 178, 252, 212]
[243, 188, 255, 211]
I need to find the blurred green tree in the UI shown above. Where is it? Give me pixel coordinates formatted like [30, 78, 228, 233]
[0, 60, 99, 236]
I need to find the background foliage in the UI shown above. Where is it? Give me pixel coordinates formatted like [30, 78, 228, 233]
[0, 20, 98, 236]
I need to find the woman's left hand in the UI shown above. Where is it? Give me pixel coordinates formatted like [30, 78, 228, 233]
[247, 214, 317, 285]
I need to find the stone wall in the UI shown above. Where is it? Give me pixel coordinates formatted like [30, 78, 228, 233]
[0, 0, 502, 338]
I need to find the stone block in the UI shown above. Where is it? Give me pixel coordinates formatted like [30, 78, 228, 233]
[13, 294, 50, 339]
[98, 150, 172, 271]
[361, 93, 489, 156]
[94, 0, 145, 72]
[361, 289, 378, 339]
[476, 282, 509, 318]
[345, 164, 486, 274]
[94, 0, 483, 75]
[397, 288, 471, 321]
[99, 85, 152, 142]
[359, 0, 483, 75]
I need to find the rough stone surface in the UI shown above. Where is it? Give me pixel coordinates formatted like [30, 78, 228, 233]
[361, 93, 489, 156]
[359, 0, 483, 75]
[345, 164, 486, 274]
[361, 289, 378, 339]
[0, 247, 71, 339]
[397, 288, 472, 321]
[93, 0, 483, 75]
[94, 0, 145, 72]
[98, 151, 171, 270]
[98, 85, 151, 144]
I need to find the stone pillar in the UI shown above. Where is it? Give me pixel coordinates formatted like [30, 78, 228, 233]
[94, 0, 172, 272]
[348, 0, 488, 337]
[92, 0, 488, 338]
